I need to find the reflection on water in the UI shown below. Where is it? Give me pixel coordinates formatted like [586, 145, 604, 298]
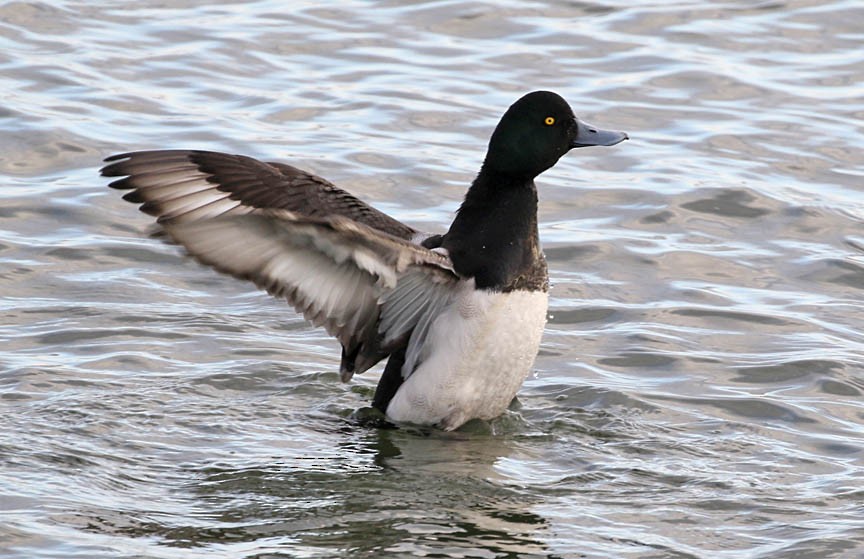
[2, 0, 864, 558]
[52, 424, 562, 558]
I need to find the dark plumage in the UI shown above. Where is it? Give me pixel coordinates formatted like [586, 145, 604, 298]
[103, 150, 416, 238]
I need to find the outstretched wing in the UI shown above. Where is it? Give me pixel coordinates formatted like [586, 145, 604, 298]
[101, 149, 418, 239]
[102, 149, 454, 381]
[163, 211, 458, 380]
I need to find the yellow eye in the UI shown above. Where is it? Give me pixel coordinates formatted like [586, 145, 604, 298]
[544, 116, 555, 126]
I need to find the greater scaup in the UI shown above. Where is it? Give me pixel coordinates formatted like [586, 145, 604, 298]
[101, 90, 627, 430]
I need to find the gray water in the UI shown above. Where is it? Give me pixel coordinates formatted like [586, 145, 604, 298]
[2, 1, 863, 558]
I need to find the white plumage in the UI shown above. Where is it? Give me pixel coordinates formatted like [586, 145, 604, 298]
[386, 287, 548, 430]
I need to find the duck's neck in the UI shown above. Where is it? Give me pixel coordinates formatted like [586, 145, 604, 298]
[443, 167, 547, 292]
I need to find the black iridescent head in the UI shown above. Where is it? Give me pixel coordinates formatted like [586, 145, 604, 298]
[482, 90, 628, 178]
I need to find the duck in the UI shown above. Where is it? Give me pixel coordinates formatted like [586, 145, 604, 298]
[101, 90, 628, 431]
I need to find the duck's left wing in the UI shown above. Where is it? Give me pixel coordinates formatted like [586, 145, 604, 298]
[161, 210, 459, 380]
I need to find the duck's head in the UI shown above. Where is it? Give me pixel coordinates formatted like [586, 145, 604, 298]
[483, 90, 628, 178]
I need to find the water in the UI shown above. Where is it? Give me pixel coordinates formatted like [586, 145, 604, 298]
[2, 1, 863, 557]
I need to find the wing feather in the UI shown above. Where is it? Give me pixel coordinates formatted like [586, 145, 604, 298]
[102, 149, 418, 239]
[378, 270, 461, 376]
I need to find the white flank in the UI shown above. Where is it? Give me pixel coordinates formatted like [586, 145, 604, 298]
[385, 287, 548, 430]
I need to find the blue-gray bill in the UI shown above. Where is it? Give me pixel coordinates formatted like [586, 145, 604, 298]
[570, 120, 629, 148]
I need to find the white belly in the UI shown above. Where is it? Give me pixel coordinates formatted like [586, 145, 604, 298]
[385, 288, 548, 430]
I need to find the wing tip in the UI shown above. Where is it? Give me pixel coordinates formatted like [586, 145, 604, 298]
[107, 177, 132, 190]
[102, 152, 132, 164]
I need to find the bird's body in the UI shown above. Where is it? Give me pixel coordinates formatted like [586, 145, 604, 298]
[102, 91, 627, 430]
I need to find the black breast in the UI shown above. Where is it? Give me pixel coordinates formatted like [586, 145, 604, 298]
[442, 180, 548, 292]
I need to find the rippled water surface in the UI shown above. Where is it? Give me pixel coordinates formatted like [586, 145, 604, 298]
[2, 1, 864, 557]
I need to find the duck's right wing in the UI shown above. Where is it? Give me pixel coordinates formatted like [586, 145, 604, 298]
[162, 209, 460, 381]
[101, 150, 419, 240]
